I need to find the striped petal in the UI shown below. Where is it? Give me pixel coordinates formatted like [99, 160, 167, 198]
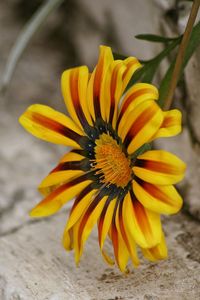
[111, 203, 130, 273]
[133, 180, 183, 214]
[19, 104, 83, 148]
[38, 150, 86, 196]
[142, 232, 168, 262]
[66, 184, 97, 230]
[118, 100, 163, 154]
[98, 198, 117, 265]
[73, 193, 108, 264]
[101, 57, 141, 127]
[152, 109, 182, 140]
[117, 83, 158, 129]
[121, 57, 142, 92]
[102, 60, 126, 125]
[133, 150, 186, 185]
[61, 66, 93, 130]
[87, 46, 114, 121]
[30, 174, 92, 217]
[118, 200, 139, 267]
[98, 198, 117, 250]
[123, 192, 162, 248]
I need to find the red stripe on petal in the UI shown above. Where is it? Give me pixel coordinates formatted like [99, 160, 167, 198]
[28, 112, 82, 143]
[124, 104, 157, 147]
[70, 69, 89, 127]
[117, 88, 153, 127]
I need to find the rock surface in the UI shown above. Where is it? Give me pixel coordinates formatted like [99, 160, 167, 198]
[0, 0, 200, 299]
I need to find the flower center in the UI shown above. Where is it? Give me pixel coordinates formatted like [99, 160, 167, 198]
[93, 133, 132, 188]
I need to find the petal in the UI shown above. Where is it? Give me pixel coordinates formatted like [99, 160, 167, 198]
[62, 184, 97, 251]
[74, 193, 108, 264]
[118, 100, 163, 154]
[61, 66, 93, 130]
[133, 150, 186, 185]
[38, 151, 86, 196]
[142, 232, 168, 262]
[121, 57, 142, 92]
[152, 109, 182, 140]
[102, 60, 126, 125]
[87, 46, 114, 121]
[98, 198, 117, 249]
[66, 184, 97, 230]
[111, 203, 130, 273]
[19, 104, 84, 148]
[30, 174, 92, 217]
[101, 58, 141, 127]
[117, 83, 158, 129]
[133, 180, 183, 214]
[118, 200, 140, 267]
[123, 192, 162, 248]
[98, 198, 117, 266]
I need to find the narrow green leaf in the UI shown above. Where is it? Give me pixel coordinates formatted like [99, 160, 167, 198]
[135, 33, 180, 43]
[158, 21, 200, 107]
[128, 38, 181, 86]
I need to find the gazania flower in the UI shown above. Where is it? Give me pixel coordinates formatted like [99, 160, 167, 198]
[19, 45, 186, 272]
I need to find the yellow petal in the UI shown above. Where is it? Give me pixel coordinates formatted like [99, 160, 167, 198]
[117, 83, 158, 129]
[111, 204, 130, 273]
[121, 57, 142, 92]
[30, 176, 92, 217]
[123, 192, 162, 248]
[102, 60, 126, 126]
[133, 150, 186, 185]
[19, 104, 83, 148]
[74, 194, 108, 264]
[98, 198, 117, 249]
[66, 187, 97, 230]
[119, 201, 140, 267]
[87, 45, 114, 121]
[142, 232, 168, 262]
[133, 180, 183, 214]
[38, 150, 86, 196]
[118, 100, 163, 154]
[153, 109, 182, 140]
[61, 66, 93, 130]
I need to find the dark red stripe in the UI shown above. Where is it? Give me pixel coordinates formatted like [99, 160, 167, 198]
[116, 88, 154, 129]
[29, 112, 82, 143]
[78, 192, 103, 249]
[135, 159, 179, 175]
[50, 160, 84, 173]
[123, 105, 156, 148]
[98, 198, 112, 245]
[70, 183, 94, 214]
[70, 70, 89, 127]
[139, 180, 172, 205]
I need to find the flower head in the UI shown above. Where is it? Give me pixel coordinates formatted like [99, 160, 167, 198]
[19, 46, 186, 272]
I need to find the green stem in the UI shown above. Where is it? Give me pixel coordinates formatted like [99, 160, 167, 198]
[164, 0, 200, 110]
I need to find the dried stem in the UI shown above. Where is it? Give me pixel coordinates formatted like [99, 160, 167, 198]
[164, 0, 200, 110]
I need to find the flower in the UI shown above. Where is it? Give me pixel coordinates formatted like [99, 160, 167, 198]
[19, 45, 186, 272]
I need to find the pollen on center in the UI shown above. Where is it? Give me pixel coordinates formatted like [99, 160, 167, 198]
[93, 133, 132, 188]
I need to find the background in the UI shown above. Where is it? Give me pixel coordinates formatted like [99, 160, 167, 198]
[0, 0, 200, 299]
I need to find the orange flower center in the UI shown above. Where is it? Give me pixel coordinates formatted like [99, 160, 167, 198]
[93, 133, 132, 188]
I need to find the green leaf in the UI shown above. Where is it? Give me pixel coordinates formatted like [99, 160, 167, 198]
[128, 38, 181, 85]
[135, 34, 180, 43]
[158, 21, 200, 107]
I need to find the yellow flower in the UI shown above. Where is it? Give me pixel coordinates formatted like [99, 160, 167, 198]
[19, 45, 186, 272]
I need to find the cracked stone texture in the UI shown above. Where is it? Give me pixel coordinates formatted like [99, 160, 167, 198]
[0, 0, 200, 299]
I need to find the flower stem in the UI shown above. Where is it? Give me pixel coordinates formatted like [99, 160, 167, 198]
[164, 0, 200, 110]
